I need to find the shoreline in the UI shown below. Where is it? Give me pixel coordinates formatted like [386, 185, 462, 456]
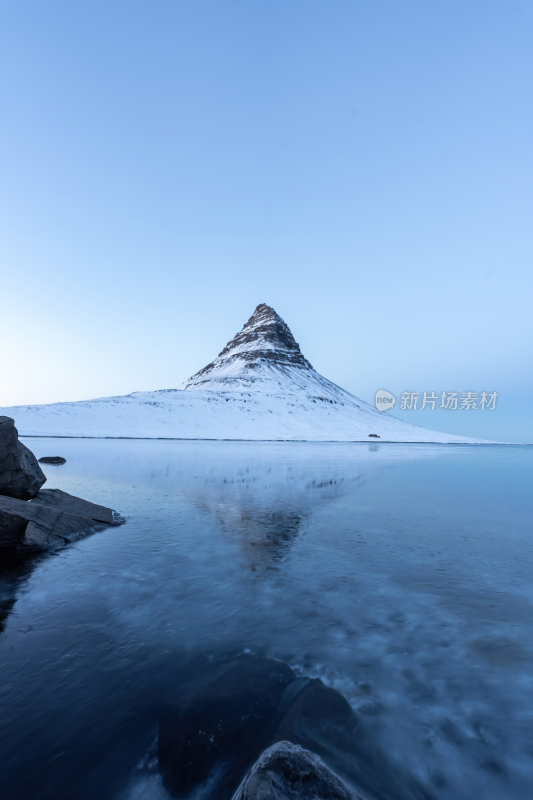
[18, 435, 523, 445]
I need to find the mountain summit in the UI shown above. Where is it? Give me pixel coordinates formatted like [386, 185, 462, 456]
[184, 303, 313, 390]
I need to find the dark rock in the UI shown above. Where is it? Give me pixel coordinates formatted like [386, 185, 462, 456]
[158, 655, 435, 800]
[158, 655, 295, 798]
[157, 656, 364, 800]
[273, 677, 359, 768]
[231, 741, 364, 800]
[38, 456, 66, 465]
[0, 417, 46, 499]
[0, 488, 123, 557]
[274, 678, 434, 800]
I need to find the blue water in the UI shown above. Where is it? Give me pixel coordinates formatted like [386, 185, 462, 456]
[0, 440, 532, 799]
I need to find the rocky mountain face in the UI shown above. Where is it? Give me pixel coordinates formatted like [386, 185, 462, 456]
[184, 304, 313, 389]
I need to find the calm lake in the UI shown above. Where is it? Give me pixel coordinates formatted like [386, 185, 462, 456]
[1, 440, 532, 799]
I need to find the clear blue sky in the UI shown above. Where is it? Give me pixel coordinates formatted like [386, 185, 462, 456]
[1, 1, 531, 441]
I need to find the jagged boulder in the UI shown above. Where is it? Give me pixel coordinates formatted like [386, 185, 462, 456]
[0, 488, 123, 557]
[0, 416, 46, 499]
[231, 741, 363, 800]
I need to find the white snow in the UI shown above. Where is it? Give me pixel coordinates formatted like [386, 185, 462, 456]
[1, 363, 482, 443]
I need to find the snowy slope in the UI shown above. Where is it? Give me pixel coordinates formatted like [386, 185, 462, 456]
[1, 304, 483, 442]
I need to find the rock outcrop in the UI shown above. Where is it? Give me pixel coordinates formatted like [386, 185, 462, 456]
[231, 741, 363, 800]
[0, 489, 123, 557]
[0, 419, 123, 561]
[0, 416, 46, 499]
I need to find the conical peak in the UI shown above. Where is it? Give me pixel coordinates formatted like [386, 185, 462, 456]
[248, 303, 280, 321]
[217, 303, 312, 367]
[185, 304, 313, 389]
[251, 303, 276, 316]
[239, 303, 285, 334]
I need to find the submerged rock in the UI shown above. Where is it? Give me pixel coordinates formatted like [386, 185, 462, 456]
[158, 655, 364, 800]
[0, 488, 123, 557]
[158, 654, 434, 800]
[0, 417, 46, 500]
[158, 655, 295, 798]
[231, 741, 364, 800]
[38, 456, 66, 465]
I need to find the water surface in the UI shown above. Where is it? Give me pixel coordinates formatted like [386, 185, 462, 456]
[0, 440, 532, 799]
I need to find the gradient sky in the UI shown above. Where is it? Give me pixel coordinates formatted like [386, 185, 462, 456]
[1, 1, 531, 442]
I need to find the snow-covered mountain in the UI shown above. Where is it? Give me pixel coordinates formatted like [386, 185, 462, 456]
[2, 304, 482, 442]
[183, 302, 314, 390]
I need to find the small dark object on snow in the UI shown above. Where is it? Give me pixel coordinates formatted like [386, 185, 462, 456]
[368, 434, 380, 438]
[38, 456, 67, 465]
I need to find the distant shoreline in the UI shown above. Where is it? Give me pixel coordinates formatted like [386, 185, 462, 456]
[19, 435, 524, 445]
